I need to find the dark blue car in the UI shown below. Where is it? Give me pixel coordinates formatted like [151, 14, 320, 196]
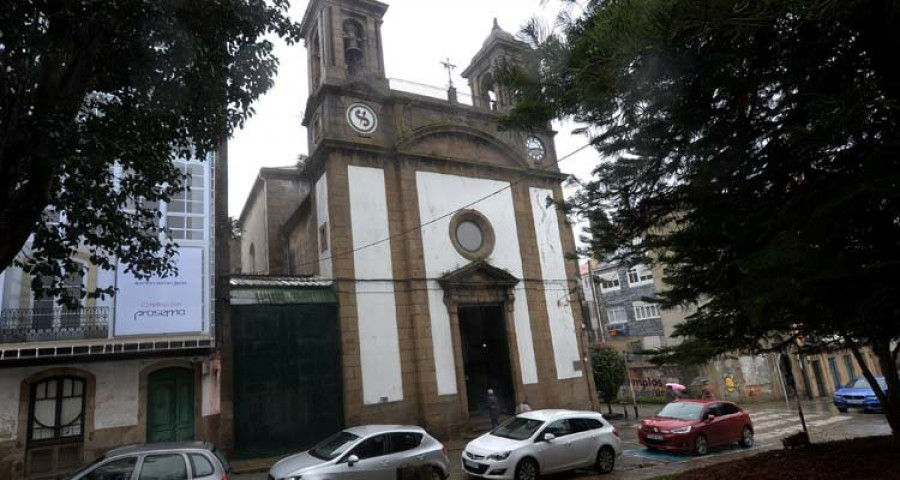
[833, 376, 887, 413]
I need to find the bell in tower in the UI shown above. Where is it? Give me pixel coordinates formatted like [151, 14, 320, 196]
[299, 0, 389, 93]
[461, 18, 529, 111]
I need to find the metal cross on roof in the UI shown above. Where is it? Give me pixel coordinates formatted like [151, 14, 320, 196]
[440, 57, 457, 88]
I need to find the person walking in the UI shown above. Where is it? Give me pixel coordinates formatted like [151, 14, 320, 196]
[487, 389, 500, 428]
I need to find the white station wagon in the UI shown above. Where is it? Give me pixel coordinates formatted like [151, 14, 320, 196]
[462, 410, 622, 480]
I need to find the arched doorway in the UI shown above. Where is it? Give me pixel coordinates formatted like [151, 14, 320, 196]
[147, 367, 195, 443]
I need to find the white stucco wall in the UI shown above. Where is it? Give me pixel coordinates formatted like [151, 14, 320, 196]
[348, 166, 404, 404]
[416, 171, 539, 396]
[241, 184, 269, 274]
[315, 173, 332, 277]
[530, 187, 582, 380]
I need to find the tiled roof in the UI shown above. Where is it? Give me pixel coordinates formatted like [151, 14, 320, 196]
[229, 275, 332, 288]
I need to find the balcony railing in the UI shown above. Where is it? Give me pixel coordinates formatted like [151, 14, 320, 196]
[0, 307, 109, 344]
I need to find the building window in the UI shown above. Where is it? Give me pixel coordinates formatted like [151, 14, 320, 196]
[166, 160, 206, 241]
[633, 301, 660, 321]
[448, 210, 495, 261]
[319, 222, 329, 253]
[29, 377, 86, 443]
[343, 19, 365, 75]
[597, 271, 621, 293]
[606, 307, 627, 325]
[627, 264, 653, 286]
[842, 355, 856, 381]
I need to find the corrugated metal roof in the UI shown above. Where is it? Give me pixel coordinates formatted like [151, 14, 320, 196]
[229, 275, 333, 288]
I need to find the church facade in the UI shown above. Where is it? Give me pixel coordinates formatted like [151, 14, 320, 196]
[234, 0, 596, 443]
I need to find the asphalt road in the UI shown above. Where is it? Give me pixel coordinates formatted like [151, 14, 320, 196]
[233, 399, 891, 480]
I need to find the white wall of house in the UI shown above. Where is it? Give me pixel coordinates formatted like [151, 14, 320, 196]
[348, 165, 404, 404]
[530, 187, 582, 380]
[416, 171, 539, 395]
[315, 173, 332, 277]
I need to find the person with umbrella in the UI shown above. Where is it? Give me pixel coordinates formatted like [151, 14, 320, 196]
[665, 382, 686, 401]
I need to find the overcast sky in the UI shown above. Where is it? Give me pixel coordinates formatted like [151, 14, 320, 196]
[228, 0, 601, 228]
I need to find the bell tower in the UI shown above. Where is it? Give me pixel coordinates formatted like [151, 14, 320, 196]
[300, 0, 389, 94]
[461, 19, 529, 111]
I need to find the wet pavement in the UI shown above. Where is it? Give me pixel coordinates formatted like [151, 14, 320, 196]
[233, 399, 891, 480]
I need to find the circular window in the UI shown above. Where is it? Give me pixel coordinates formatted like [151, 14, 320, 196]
[449, 210, 495, 260]
[455, 220, 484, 252]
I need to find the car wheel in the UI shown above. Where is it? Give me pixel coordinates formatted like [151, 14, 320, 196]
[837, 408, 848, 413]
[431, 466, 444, 480]
[739, 426, 754, 448]
[595, 446, 615, 474]
[515, 458, 539, 480]
[694, 434, 709, 456]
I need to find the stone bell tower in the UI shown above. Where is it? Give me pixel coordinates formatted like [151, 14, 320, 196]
[299, 0, 389, 92]
[461, 19, 529, 111]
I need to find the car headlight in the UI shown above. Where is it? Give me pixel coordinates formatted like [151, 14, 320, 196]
[670, 426, 692, 434]
[487, 451, 511, 461]
[288, 476, 302, 480]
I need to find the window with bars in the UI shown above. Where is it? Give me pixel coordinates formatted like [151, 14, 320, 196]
[627, 264, 654, 286]
[29, 377, 86, 444]
[166, 161, 206, 241]
[633, 301, 661, 321]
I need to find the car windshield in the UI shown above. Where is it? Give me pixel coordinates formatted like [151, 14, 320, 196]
[491, 417, 544, 440]
[656, 402, 705, 420]
[309, 431, 361, 460]
[846, 378, 887, 390]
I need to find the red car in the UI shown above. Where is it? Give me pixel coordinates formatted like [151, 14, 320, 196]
[637, 400, 754, 455]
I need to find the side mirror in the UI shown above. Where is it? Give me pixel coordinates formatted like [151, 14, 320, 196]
[347, 454, 360, 467]
[542, 433, 556, 442]
[705, 414, 716, 423]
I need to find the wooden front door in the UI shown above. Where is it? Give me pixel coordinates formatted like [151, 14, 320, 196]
[147, 368, 195, 443]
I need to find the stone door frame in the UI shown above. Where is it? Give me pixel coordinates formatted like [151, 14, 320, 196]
[439, 261, 526, 420]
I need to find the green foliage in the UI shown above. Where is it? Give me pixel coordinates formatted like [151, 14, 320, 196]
[0, 0, 299, 304]
[591, 345, 628, 403]
[501, 0, 900, 432]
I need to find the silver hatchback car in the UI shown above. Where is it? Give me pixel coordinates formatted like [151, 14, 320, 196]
[66, 442, 230, 480]
[269, 425, 450, 480]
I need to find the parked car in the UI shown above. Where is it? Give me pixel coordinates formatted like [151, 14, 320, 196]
[462, 409, 623, 480]
[66, 442, 230, 480]
[268, 425, 450, 480]
[834, 376, 888, 413]
[637, 400, 754, 455]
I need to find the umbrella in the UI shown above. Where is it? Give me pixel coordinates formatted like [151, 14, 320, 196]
[666, 383, 686, 391]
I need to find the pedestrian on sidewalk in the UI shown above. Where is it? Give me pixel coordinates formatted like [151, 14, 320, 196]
[516, 398, 532, 414]
[700, 380, 715, 399]
[487, 389, 500, 428]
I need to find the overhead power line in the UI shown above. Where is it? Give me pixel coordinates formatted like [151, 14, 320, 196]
[287, 141, 596, 272]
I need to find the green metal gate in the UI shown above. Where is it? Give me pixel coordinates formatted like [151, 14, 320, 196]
[231, 303, 343, 459]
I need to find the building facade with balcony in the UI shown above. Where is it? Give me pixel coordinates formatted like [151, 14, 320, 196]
[0, 155, 222, 480]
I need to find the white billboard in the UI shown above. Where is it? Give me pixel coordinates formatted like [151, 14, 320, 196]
[114, 247, 204, 336]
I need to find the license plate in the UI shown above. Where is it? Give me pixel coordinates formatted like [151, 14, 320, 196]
[464, 459, 479, 469]
[646, 434, 663, 440]
[847, 399, 863, 405]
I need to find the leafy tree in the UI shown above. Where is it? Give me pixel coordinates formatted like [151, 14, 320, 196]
[0, 0, 299, 303]
[591, 345, 628, 414]
[501, 0, 900, 435]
